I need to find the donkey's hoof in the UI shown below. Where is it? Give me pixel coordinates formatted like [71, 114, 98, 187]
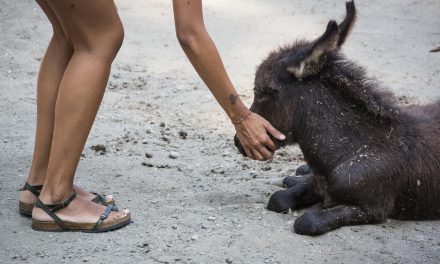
[295, 164, 311, 176]
[293, 212, 327, 236]
[267, 190, 294, 213]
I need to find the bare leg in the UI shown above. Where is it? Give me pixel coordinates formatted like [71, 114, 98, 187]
[32, 0, 128, 224]
[20, 0, 112, 206]
[20, 0, 73, 203]
[293, 204, 372, 236]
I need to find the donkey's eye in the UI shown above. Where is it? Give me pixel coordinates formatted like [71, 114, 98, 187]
[256, 91, 275, 103]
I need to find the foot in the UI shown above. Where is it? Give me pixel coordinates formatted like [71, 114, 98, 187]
[32, 193, 129, 224]
[19, 184, 113, 205]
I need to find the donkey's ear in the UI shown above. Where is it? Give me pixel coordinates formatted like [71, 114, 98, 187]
[337, 1, 357, 46]
[285, 20, 339, 79]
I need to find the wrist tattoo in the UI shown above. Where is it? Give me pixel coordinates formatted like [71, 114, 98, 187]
[229, 94, 238, 105]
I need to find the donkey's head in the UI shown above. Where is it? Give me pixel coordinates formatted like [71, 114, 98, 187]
[235, 1, 357, 155]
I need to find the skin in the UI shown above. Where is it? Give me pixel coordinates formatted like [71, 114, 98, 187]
[20, 0, 128, 225]
[172, 0, 286, 161]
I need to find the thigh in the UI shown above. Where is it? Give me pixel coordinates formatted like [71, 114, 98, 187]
[45, 0, 123, 50]
[35, 0, 66, 38]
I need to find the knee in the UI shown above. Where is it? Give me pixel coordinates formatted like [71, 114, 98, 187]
[97, 24, 125, 61]
[106, 24, 125, 56]
[74, 23, 124, 62]
[51, 26, 73, 48]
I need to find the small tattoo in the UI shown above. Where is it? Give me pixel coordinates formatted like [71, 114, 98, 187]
[229, 94, 238, 105]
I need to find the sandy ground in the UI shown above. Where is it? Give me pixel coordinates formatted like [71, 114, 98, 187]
[1, 0, 440, 263]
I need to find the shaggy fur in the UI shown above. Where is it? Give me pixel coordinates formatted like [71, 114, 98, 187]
[235, 1, 440, 235]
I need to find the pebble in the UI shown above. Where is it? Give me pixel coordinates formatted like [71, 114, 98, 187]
[141, 162, 154, 167]
[207, 216, 216, 221]
[145, 153, 153, 158]
[191, 234, 199, 241]
[249, 171, 258, 178]
[160, 122, 166, 127]
[142, 139, 148, 144]
[179, 130, 188, 139]
[91, 144, 106, 154]
[226, 258, 233, 264]
[169, 151, 180, 159]
[222, 151, 232, 157]
[262, 165, 272, 171]
[146, 129, 152, 134]
[3, 140, 8, 143]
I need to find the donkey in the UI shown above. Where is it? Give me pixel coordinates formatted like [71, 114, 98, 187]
[234, 1, 440, 236]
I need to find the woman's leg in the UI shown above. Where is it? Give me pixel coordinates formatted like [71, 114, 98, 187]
[20, 0, 72, 204]
[32, 0, 128, 223]
[20, 0, 111, 206]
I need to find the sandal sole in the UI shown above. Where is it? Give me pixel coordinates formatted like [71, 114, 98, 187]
[19, 201, 33, 216]
[19, 196, 116, 217]
[31, 213, 131, 233]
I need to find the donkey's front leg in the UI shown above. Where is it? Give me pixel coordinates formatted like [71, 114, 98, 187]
[293, 204, 370, 236]
[267, 175, 321, 213]
[282, 164, 312, 188]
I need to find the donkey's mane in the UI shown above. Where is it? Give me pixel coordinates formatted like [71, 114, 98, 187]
[258, 40, 403, 123]
[322, 52, 402, 122]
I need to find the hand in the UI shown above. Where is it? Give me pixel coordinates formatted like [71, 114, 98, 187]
[234, 112, 286, 160]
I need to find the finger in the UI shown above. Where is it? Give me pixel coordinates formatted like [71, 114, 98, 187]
[243, 145, 255, 160]
[264, 122, 286, 141]
[258, 146, 274, 160]
[264, 137, 278, 151]
[252, 149, 265, 161]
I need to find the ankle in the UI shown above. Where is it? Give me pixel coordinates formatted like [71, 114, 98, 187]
[39, 187, 74, 204]
[26, 168, 47, 186]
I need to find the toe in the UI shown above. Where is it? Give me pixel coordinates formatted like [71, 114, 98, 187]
[105, 194, 114, 203]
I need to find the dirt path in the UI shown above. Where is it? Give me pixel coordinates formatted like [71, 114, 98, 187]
[1, 0, 439, 263]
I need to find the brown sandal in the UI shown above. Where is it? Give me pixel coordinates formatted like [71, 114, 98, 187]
[19, 182, 117, 216]
[19, 183, 43, 216]
[31, 192, 131, 233]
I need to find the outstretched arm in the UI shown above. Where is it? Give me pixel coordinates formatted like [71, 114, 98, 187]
[172, 0, 285, 160]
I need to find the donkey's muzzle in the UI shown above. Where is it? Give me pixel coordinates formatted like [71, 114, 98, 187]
[234, 134, 247, 157]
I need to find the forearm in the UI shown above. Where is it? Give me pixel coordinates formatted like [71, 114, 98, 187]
[173, 0, 248, 121]
[178, 31, 248, 120]
[172, 0, 285, 161]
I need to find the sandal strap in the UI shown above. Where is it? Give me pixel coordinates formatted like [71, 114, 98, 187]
[34, 192, 77, 231]
[93, 204, 114, 230]
[91, 193, 118, 211]
[91, 193, 106, 204]
[21, 182, 43, 196]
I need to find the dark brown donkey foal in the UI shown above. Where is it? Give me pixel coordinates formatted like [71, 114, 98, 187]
[235, 1, 440, 236]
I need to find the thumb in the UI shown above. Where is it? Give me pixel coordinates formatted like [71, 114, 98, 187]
[264, 122, 286, 141]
